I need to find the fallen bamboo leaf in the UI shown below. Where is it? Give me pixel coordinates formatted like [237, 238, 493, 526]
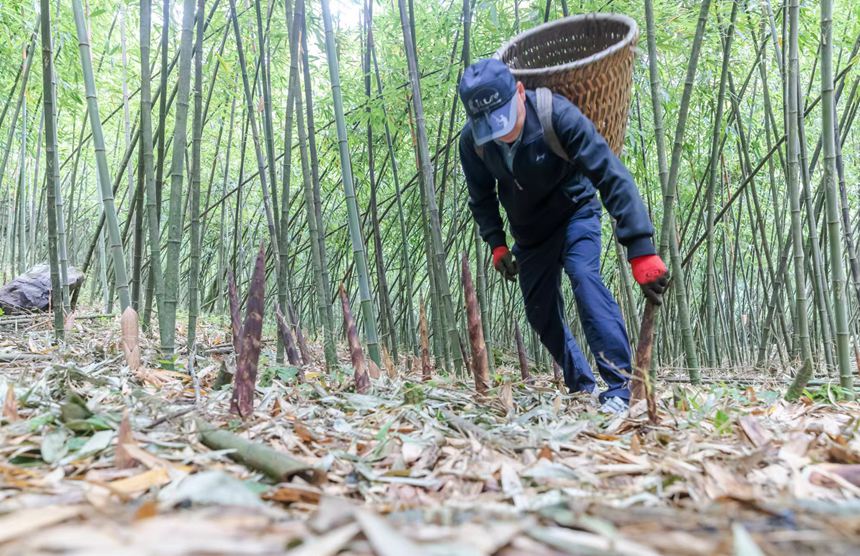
[41, 429, 69, 464]
[133, 499, 158, 520]
[294, 422, 316, 443]
[809, 463, 860, 489]
[118, 444, 176, 470]
[115, 408, 137, 469]
[158, 470, 264, 508]
[500, 463, 526, 509]
[739, 415, 772, 448]
[106, 467, 171, 496]
[355, 509, 428, 556]
[197, 419, 316, 483]
[120, 306, 141, 371]
[286, 523, 361, 556]
[339, 283, 369, 394]
[630, 433, 641, 455]
[263, 483, 322, 505]
[0, 505, 85, 544]
[461, 253, 489, 394]
[3, 384, 19, 422]
[231, 242, 266, 418]
[528, 525, 660, 556]
[732, 522, 766, 556]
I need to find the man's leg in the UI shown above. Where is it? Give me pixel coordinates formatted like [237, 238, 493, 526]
[514, 234, 596, 394]
[561, 201, 632, 402]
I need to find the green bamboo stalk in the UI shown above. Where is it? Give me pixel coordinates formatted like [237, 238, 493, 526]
[320, 0, 381, 364]
[785, 0, 815, 400]
[216, 97, 236, 315]
[704, 0, 738, 368]
[227, 0, 281, 267]
[462, 0, 493, 372]
[797, 91, 835, 371]
[119, 5, 139, 309]
[275, 0, 299, 364]
[72, 0, 131, 311]
[819, 0, 853, 395]
[370, 38, 418, 356]
[298, 6, 336, 345]
[364, 0, 398, 359]
[294, 0, 336, 368]
[254, 0, 279, 244]
[644, 0, 700, 380]
[188, 0, 205, 351]
[0, 27, 36, 233]
[39, 0, 63, 340]
[397, 0, 462, 374]
[140, 0, 166, 336]
[28, 108, 43, 271]
[44, 23, 70, 314]
[14, 83, 27, 276]
[160, 0, 196, 354]
[140, 0, 166, 344]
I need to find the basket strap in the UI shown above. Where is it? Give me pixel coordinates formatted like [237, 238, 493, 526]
[536, 87, 569, 162]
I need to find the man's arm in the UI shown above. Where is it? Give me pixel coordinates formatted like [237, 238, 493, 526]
[459, 129, 506, 249]
[553, 96, 656, 260]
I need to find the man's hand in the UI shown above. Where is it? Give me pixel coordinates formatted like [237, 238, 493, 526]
[492, 246, 519, 282]
[630, 255, 669, 305]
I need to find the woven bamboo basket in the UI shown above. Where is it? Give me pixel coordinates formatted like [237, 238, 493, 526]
[495, 13, 639, 154]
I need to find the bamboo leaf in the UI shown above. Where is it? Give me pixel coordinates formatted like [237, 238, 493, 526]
[114, 408, 136, 469]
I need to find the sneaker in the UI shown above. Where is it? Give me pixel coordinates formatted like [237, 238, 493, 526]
[599, 396, 628, 415]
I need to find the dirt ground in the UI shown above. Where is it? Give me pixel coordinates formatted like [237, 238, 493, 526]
[0, 311, 858, 555]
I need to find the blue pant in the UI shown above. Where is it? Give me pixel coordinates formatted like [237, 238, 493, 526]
[513, 199, 631, 402]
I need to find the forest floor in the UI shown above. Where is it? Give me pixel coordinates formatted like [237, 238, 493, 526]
[0, 311, 859, 555]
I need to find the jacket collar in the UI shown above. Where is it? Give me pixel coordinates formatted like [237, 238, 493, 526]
[520, 90, 544, 145]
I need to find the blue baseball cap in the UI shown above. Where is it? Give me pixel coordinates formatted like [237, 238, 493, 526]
[459, 59, 518, 145]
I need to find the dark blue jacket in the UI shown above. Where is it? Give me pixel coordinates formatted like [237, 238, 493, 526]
[459, 90, 655, 259]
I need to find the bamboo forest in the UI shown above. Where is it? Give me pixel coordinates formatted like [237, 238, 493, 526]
[0, 0, 859, 552]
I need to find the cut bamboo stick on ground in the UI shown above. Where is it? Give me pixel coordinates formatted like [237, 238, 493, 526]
[196, 419, 316, 483]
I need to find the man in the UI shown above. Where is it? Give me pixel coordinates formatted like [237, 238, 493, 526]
[458, 58, 668, 413]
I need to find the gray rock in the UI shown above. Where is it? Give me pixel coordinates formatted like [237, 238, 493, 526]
[0, 264, 84, 314]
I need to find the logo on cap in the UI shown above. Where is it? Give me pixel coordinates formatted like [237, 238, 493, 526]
[468, 89, 501, 113]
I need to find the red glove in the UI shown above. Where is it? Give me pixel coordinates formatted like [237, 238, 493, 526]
[492, 246, 509, 268]
[492, 246, 518, 282]
[630, 254, 669, 305]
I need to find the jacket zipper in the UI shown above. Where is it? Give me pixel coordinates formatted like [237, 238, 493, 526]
[509, 150, 523, 190]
